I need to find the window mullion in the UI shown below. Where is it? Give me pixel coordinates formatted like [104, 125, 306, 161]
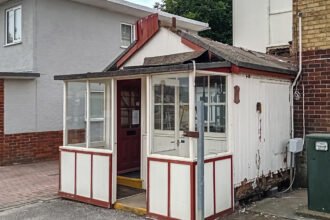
[86, 81, 91, 148]
[207, 76, 210, 132]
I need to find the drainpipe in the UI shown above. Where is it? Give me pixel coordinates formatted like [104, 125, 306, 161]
[291, 12, 303, 139]
[288, 12, 303, 191]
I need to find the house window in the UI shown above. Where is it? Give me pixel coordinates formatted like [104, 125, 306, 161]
[5, 5, 22, 45]
[195, 76, 226, 133]
[121, 23, 134, 48]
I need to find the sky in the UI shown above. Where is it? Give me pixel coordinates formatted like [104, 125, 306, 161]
[127, 0, 159, 8]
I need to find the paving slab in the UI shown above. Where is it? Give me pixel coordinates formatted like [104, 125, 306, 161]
[0, 161, 59, 211]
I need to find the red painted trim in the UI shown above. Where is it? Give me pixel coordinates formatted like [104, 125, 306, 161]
[231, 64, 294, 80]
[204, 155, 232, 163]
[148, 157, 194, 166]
[231, 156, 234, 212]
[59, 192, 111, 208]
[59, 148, 112, 156]
[167, 162, 171, 217]
[109, 155, 112, 205]
[91, 153, 93, 199]
[74, 152, 77, 195]
[213, 161, 216, 215]
[181, 38, 204, 52]
[147, 155, 234, 220]
[204, 67, 231, 73]
[190, 161, 196, 220]
[116, 14, 159, 68]
[59, 152, 113, 208]
[147, 158, 150, 213]
[59, 148, 61, 192]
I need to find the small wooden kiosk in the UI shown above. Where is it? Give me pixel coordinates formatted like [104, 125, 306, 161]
[55, 27, 296, 220]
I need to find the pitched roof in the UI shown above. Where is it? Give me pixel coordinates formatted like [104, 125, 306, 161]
[71, 0, 209, 32]
[143, 51, 207, 66]
[180, 31, 297, 75]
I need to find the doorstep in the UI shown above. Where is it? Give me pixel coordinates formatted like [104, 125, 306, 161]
[117, 176, 143, 189]
[114, 193, 147, 216]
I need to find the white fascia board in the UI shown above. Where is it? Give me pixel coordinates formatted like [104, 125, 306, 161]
[71, 0, 209, 32]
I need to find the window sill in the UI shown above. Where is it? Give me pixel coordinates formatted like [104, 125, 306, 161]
[4, 41, 22, 47]
[120, 45, 129, 49]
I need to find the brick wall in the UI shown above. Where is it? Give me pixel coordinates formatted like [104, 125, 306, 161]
[292, 0, 330, 187]
[0, 80, 63, 166]
[292, 0, 330, 54]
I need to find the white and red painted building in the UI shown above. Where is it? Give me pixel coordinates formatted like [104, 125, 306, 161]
[55, 14, 297, 220]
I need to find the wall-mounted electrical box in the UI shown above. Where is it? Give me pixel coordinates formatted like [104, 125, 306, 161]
[288, 138, 304, 153]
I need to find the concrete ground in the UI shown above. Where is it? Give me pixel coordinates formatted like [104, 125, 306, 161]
[0, 198, 144, 220]
[224, 189, 316, 220]
[0, 161, 320, 220]
[0, 161, 59, 211]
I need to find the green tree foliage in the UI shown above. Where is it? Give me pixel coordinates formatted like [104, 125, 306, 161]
[154, 0, 232, 44]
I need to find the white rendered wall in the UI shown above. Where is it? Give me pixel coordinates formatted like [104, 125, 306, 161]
[124, 27, 193, 67]
[233, 0, 292, 52]
[231, 75, 291, 186]
[0, 0, 34, 72]
[3, 0, 139, 134]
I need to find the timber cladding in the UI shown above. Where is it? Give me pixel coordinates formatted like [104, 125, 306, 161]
[0, 80, 63, 166]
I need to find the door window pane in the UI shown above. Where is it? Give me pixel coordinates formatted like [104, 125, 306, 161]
[163, 105, 175, 130]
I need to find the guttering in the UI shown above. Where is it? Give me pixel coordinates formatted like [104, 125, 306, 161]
[290, 12, 303, 139]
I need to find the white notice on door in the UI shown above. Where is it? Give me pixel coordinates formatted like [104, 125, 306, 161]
[132, 110, 140, 125]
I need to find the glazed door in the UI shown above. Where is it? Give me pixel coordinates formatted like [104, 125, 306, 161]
[117, 79, 141, 174]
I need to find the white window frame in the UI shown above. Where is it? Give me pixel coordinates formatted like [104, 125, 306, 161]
[5, 5, 22, 46]
[120, 23, 135, 48]
[195, 74, 227, 138]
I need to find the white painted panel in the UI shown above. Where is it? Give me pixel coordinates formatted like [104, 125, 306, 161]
[92, 155, 109, 202]
[233, 0, 269, 52]
[232, 75, 291, 186]
[170, 163, 191, 220]
[215, 159, 232, 213]
[270, 0, 292, 13]
[124, 28, 193, 67]
[194, 162, 215, 218]
[61, 151, 75, 194]
[204, 162, 215, 217]
[149, 160, 168, 216]
[270, 13, 292, 46]
[76, 153, 91, 198]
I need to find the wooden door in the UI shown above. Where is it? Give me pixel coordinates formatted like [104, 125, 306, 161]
[117, 79, 141, 174]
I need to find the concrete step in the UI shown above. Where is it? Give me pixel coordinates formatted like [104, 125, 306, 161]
[114, 193, 147, 216]
[117, 176, 143, 189]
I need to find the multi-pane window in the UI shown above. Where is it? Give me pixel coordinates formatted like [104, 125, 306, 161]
[89, 83, 105, 146]
[153, 77, 189, 131]
[195, 76, 226, 133]
[121, 23, 134, 48]
[5, 5, 22, 45]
